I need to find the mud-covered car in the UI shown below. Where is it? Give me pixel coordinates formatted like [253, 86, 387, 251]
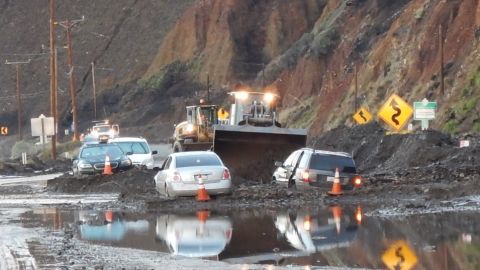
[154, 151, 232, 197]
[109, 137, 157, 169]
[272, 148, 362, 189]
[72, 143, 133, 176]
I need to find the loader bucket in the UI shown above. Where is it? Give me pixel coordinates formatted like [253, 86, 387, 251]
[213, 125, 307, 184]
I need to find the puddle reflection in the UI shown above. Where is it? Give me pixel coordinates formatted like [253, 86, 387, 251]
[155, 210, 232, 258]
[79, 210, 149, 241]
[21, 205, 480, 269]
[274, 206, 360, 253]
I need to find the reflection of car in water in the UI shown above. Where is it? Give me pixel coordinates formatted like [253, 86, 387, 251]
[155, 214, 232, 258]
[76, 210, 149, 241]
[274, 211, 358, 252]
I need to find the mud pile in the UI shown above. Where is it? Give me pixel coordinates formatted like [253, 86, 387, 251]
[310, 123, 478, 174]
[46, 168, 157, 197]
[0, 157, 71, 176]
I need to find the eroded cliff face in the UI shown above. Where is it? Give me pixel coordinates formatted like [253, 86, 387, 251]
[1, 0, 479, 139]
[145, 0, 480, 135]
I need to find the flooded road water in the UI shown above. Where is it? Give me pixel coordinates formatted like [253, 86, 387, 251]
[15, 205, 480, 269]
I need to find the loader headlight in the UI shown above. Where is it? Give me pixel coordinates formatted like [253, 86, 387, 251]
[263, 92, 275, 104]
[235, 91, 249, 101]
[185, 124, 195, 133]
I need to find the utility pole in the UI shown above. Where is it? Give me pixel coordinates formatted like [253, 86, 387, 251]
[91, 62, 97, 119]
[354, 63, 358, 113]
[5, 59, 31, 140]
[439, 24, 445, 96]
[49, 0, 57, 159]
[57, 16, 84, 141]
[206, 73, 210, 104]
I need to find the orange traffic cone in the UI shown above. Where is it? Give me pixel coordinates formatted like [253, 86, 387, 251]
[330, 205, 342, 234]
[328, 168, 343, 196]
[103, 155, 113, 175]
[196, 178, 210, 202]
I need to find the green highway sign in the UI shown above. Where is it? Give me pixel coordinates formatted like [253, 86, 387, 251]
[414, 99, 437, 120]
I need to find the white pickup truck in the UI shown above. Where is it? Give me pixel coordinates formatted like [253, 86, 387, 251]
[90, 122, 119, 140]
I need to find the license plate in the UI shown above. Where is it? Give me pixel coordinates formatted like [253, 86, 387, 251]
[194, 174, 208, 181]
[326, 176, 335, 182]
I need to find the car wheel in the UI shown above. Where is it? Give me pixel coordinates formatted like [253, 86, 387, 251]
[165, 184, 176, 198]
[271, 176, 277, 184]
[72, 167, 80, 178]
[173, 141, 183, 153]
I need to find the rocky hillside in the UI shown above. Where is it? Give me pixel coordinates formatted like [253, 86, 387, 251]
[1, 0, 479, 142]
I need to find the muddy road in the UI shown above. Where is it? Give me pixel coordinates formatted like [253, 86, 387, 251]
[0, 124, 479, 269]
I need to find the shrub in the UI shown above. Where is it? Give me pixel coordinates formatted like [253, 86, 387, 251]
[11, 140, 38, 159]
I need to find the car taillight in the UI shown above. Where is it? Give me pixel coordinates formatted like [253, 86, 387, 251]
[172, 171, 182, 182]
[222, 168, 230, 180]
[353, 176, 362, 187]
[302, 170, 310, 182]
[303, 215, 312, 231]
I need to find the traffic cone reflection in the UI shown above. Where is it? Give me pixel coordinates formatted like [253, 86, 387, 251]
[355, 206, 363, 224]
[105, 210, 113, 223]
[196, 210, 210, 236]
[196, 177, 210, 202]
[196, 210, 210, 223]
[330, 205, 342, 234]
[328, 168, 343, 196]
[103, 155, 113, 175]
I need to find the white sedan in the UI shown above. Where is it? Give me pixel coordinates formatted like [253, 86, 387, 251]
[154, 151, 232, 197]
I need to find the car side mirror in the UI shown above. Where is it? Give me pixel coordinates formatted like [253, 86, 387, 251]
[153, 167, 162, 172]
[274, 161, 283, 167]
[126, 151, 133, 155]
[152, 150, 158, 155]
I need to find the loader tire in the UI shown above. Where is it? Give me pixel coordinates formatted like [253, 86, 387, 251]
[173, 141, 183, 152]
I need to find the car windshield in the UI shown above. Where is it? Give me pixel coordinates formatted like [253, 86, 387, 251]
[115, 141, 149, 154]
[94, 125, 111, 132]
[309, 154, 356, 173]
[80, 144, 125, 160]
[175, 154, 221, 168]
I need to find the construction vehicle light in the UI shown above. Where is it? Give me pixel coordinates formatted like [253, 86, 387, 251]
[186, 124, 195, 133]
[235, 91, 249, 101]
[263, 93, 275, 104]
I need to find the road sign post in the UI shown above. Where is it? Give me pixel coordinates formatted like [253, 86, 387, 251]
[414, 98, 437, 130]
[31, 114, 55, 145]
[377, 94, 413, 132]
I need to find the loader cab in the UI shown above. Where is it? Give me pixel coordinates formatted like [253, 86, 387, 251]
[186, 105, 219, 127]
[229, 91, 280, 127]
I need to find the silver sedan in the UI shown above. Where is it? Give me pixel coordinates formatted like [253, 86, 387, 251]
[154, 151, 232, 197]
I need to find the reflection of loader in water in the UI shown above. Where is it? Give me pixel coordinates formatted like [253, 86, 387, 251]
[214, 91, 307, 182]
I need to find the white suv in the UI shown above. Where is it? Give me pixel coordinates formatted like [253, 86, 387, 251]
[110, 137, 157, 169]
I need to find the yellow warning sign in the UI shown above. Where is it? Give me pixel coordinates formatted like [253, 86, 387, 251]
[0, 126, 8, 135]
[377, 94, 413, 131]
[353, 107, 372, 124]
[382, 240, 418, 270]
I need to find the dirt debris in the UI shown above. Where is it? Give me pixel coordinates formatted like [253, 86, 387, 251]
[36, 124, 480, 210]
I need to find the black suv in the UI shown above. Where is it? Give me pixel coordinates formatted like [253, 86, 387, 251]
[272, 148, 362, 189]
